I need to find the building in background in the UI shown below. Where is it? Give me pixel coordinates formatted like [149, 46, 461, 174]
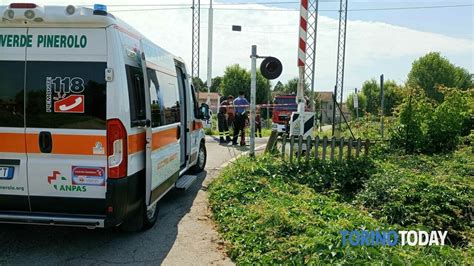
[197, 92, 220, 113]
[317, 91, 351, 124]
[318, 91, 334, 124]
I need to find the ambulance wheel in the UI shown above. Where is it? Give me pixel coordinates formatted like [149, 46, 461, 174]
[190, 142, 207, 173]
[121, 200, 159, 232]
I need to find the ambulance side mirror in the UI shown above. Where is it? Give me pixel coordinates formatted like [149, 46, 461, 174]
[199, 103, 211, 120]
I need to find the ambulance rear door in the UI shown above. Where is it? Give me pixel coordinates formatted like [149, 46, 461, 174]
[25, 28, 108, 215]
[0, 27, 30, 212]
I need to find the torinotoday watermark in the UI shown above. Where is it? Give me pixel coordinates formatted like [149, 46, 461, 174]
[341, 230, 448, 246]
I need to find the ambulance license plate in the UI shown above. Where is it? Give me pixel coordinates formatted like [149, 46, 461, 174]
[0, 166, 14, 179]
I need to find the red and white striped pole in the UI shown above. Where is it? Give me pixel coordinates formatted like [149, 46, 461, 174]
[290, 0, 308, 136]
[298, 0, 308, 68]
[297, 0, 308, 114]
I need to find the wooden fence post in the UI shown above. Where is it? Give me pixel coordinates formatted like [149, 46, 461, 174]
[265, 130, 279, 153]
[314, 136, 320, 160]
[339, 137, 344, 162]
[330, 137, 336, 161]
[297, 135, 303, 163]
[306, 136, 312, 161]
[355, 138, 361, 158]
[322, 136, 328, 161]
[289, 136, 295, 163]
[281, 134, 287, 161]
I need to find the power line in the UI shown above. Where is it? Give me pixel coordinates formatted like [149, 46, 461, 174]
[91, 1, 338, 7]
[100, 1, 474, 7]
[110, 4, 474, 12]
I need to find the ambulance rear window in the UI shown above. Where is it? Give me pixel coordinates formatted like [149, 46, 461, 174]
[0, 61, 24, 128]
[25, 61, 107, 129]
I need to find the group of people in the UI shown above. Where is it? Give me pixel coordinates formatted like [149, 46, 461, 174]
[217, 91, 262, 146]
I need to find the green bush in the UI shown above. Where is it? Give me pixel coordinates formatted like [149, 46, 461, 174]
[426, 88, 473, 153]
[390, 87, 473, 154]
[356, 149, 474, 246]
[279, 158, 375, 201]
[208, 155, 472, 264]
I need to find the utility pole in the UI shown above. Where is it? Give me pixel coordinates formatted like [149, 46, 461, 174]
[191, 0, 200, 79]
[380, 74, 384, 138]
[249, 45, 257, 157]
[331, 0, 348, 136]
[305, 0, 320, 113]
[206, 0, 213, 106]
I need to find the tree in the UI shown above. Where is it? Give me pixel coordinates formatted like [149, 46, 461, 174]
[361, 79, 379, 115]
[383, 80, 404, 116]
[220, 64, 271, 104]
[391, 87, 473, 154]
[391, 86, 434, 153]
[360, 78, 403, 116]
[284, 78, 298, 94]
[426, 88, 473, 153]
[204, 76, 222, 93]
[407, 52, 473, 102]
[221, 64, 250, 99]
[192, 77, 206, 92]
[273, 81, 284, 92]
[346, 93, 367, 118]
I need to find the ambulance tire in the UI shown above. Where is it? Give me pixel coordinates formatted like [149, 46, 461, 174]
[121, 199, 159, 232]
[190, 141, 207, 173]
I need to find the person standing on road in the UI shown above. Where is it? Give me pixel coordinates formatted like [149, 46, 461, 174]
[226, 95, 235, 130]
[217, 97, 231, 144]
[232, 91, 249, 146]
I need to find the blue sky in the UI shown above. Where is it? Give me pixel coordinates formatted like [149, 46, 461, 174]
[220, 0, 474, 40]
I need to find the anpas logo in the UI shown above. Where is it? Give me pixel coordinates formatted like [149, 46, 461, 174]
[46, 76, 85, 113]
[47, 170, 87, 192]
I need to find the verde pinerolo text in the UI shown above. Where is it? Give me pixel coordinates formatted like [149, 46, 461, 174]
[0, 34, 87, 48]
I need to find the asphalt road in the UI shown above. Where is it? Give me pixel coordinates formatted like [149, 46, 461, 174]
[0, 136, 267, 265]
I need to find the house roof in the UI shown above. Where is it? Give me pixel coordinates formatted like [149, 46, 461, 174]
[197, 92, 220, 101]
[317, 91, 333, 102]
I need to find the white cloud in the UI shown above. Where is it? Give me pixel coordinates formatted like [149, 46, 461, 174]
[6, 0, 474, 95]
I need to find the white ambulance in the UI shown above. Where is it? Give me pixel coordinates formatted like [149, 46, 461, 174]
[0, 3, 207, 231]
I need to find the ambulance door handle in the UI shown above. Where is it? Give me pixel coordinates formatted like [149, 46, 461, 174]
[177, 125, 181, 140]
[39, 131, 52, 153]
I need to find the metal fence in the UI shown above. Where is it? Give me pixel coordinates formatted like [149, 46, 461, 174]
[267, 133, 371, 164]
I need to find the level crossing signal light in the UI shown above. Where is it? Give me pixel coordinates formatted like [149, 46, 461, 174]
[260, 57, 282, 80]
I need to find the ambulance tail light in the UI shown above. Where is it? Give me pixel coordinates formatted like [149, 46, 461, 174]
[107, 119, 128, 179]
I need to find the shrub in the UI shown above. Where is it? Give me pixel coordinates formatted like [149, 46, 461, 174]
[208, 155, 471, 264]
[425, 88, 472, 153]
[356, 150, 474, 246]
[391, 87, 473, 154]
[279, 158, 375, 201]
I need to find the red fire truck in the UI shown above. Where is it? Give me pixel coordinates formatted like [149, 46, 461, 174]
[271, 94, 313, 134]
[271, 95, 298, 133]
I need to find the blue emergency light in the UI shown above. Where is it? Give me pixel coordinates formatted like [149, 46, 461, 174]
[93, 4, 107, 15]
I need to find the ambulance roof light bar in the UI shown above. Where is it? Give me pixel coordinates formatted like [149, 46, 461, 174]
[93, 4, 107, 16]
[9, 3, 37, 9]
